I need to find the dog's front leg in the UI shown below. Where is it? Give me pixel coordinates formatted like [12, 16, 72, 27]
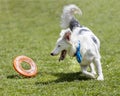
[81, 65, 96, 79]
[94, 59, 104, 80]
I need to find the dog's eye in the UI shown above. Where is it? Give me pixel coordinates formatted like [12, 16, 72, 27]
[58, 45, 61, 47]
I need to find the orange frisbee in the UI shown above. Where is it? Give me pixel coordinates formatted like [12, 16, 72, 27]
[13, 55, 37, 77]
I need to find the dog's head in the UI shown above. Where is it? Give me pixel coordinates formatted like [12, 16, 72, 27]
[50, 29, 72, 59]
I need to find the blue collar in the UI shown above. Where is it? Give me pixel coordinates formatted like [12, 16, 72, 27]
[75, 41, 82, 63]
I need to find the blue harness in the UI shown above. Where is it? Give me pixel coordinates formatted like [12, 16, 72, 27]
[75, 41, 82, 63]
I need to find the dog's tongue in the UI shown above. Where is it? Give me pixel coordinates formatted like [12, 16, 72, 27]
[59, 50, 67, 62]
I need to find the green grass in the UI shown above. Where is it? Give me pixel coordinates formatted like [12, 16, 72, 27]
[0, 0, 120, 96]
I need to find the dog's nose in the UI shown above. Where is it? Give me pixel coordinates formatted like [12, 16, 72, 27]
[50, 53, 54, 56]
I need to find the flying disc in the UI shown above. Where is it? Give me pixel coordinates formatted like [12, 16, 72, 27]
[13, 55, 37, 77]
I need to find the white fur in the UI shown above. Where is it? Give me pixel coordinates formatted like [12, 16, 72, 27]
[51, 4, 104, 80]
[51, 29, 104, 80]
[61, 4, 82, 29]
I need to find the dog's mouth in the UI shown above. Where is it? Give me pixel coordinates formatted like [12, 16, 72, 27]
[59, 50, 67, 62]
[50, 50, 67, 61]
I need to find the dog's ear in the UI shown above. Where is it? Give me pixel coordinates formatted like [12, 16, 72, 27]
[64, 31, 71, 41]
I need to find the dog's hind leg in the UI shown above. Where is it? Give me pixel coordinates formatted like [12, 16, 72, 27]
[94, 59, 104, 80]
[89, 63, 96, 75]
[81, 65, 96, 79]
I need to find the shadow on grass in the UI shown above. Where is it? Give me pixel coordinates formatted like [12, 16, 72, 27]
[7, 74, 31, 79]
[35, 72, 90, 85]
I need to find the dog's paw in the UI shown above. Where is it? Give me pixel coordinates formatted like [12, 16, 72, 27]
[91, 74, 96, 79]
[91, 71, 97, 75]
[97, 76, 104, 81]
[88, 74, 96, 79]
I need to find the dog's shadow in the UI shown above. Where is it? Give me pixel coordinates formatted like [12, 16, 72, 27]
[35, 72, 90, 85]
[7, 72, 91, 84]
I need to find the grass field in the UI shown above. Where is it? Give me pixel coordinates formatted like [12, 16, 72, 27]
[0, 0, 120, 96]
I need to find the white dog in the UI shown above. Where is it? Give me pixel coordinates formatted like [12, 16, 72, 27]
[51, 4, 104, 80]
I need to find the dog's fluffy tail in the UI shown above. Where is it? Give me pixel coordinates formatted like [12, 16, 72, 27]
[61, 4, 82, 29]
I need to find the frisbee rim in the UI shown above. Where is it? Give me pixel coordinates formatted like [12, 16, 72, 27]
[13, 55, 37, 77]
